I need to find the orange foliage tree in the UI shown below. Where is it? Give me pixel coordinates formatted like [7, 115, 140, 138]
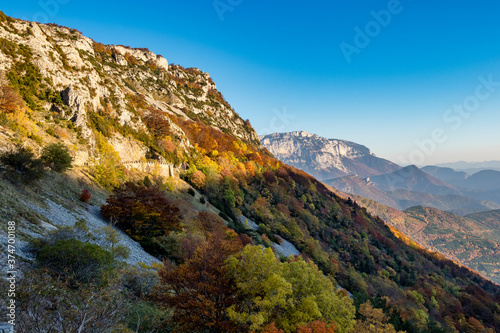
[190, 170, 206, 189]
[155, 228, 243, 332]
[0, 84, 23, 113]
[100, 182, 181, 240]
[143, 106, 171, 139]
[259, 322, 284, 333]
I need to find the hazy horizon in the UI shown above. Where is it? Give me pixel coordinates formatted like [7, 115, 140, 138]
[2, 1, 500, 165]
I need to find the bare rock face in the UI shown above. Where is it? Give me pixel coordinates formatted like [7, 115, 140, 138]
[155, 55, 169, 71]
[61, 86, 84, 120]
[113, 53, 128, 66]
[108, 133, 149, 163]
[111, 45, 169, 72]
[260, 131, 400, 180]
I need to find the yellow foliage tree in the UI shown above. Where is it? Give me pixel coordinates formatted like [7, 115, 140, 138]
[278, 258, 356, 333]
[226, 246, 356, 333]
[226, 246, 292, 331]
[92, 132, 125, 189]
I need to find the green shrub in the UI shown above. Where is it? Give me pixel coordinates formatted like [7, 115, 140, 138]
[0, 145, 45, 183]
[46, 127, 55, 136]
[41, 142, 73, 172]
[28, 133, 43, 145]
[36, 238, 114, 285]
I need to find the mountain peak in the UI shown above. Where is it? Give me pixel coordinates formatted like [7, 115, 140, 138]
[260, 132, 399, 180]
[402, 164, 420, 171]
[292, 130, 317, 138]
[369, 165, 459, 195]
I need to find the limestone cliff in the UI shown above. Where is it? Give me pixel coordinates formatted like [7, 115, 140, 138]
[0, 13, 259, 165]
[260, 131, 400, 180]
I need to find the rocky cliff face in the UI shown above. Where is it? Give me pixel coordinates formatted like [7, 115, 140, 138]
[260, 131, 400, 180]
[0, 15, 259, 164]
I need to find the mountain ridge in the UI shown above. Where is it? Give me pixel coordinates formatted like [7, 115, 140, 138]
[367, 165, 461, 196]
[260, 131, 400, 180]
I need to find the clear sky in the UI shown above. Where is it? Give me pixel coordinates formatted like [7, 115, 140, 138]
[3, 1, 500, 165]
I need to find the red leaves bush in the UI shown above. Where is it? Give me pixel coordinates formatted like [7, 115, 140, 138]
[79, 189, 91, 203]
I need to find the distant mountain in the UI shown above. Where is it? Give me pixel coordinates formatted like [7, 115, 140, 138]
[423, 166, 500, 192]
[466, 209, 500, 240]
[403, 206, 500, 284]
[368, 165, 460, 196]
[463, 170, 500, 191]
[325, 175, 500, 215]
[389, 190, 500, 216]
[421, 165, 469, 188]
[261, 132, 500, 212]
[435, 160, 500, 174]
[260, 131, 400, 180]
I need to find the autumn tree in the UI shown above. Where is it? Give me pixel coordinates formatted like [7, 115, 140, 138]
[465, 317, 487, 333]
[155, 228, 243, 332]
[101, 182, 181, 241]
[93, 41, 112, 56]
[0, 84, 23, 113]
[194, 211, 225, 237]
[260, 322, 284, 333]
[92, 132, 125, 189]
[79, 189, 91, 202]
[353, 301, 399, 333]
[190, 169, 206, 189]
[278, 258, 356, 333]
[143, 106, 170, 138]
[226, 245, 292, 331]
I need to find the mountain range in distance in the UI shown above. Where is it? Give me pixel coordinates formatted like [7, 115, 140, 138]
[261, 131, 500, 216]
[434, 160, 500, 174]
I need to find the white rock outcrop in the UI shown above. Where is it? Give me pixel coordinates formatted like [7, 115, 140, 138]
[260, 131, 400, 180]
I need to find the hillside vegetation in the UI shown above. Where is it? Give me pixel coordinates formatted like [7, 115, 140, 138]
[326, 185, 500, 285]
[0, 11, 499, 333]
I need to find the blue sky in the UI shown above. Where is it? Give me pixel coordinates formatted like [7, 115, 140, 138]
[3, 1, 500, 164]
